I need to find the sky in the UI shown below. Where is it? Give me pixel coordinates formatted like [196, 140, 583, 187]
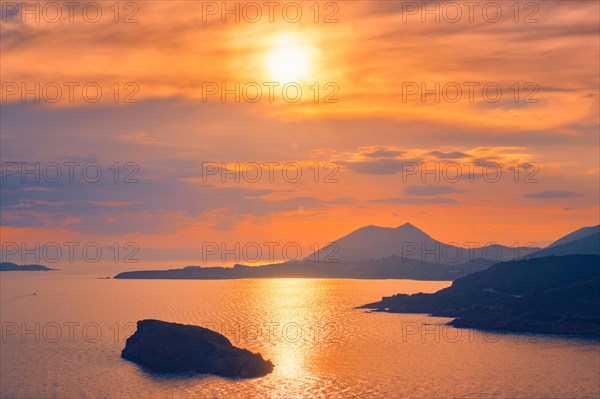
[1, 1, 599, 267]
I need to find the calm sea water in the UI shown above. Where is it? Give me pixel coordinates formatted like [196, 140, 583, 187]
[1, 268, 599, 399]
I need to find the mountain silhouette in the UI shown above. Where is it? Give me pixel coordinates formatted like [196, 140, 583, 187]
[547, 225, 599, 247]
[307, 222, 537, 264]
[529, 230, 600, 258]
[115, 223, 598, 281]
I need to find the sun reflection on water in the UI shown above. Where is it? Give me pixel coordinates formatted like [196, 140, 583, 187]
[251, 279, 327, 380]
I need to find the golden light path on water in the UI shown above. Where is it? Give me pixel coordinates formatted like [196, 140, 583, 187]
[257, 279, 316, 379]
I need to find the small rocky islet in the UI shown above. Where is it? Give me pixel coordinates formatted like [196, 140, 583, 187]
[121, 319, 274, 378]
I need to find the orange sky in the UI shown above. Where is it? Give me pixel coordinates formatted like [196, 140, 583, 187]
[1, 1, 599, 266]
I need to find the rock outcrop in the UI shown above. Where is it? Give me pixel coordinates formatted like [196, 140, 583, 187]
[121, 319, 273, 378]
[0, 262, 55, 271]
[362, 255, 600, 336]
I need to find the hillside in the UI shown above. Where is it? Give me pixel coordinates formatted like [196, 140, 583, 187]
[362, 255, 600, 336]
[529, 232, 599, 258]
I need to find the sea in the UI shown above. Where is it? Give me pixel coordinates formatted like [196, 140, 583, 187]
[1, 266, 599, 398]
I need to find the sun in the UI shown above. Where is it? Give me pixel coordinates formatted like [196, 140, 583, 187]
[266, 35, 313, 83]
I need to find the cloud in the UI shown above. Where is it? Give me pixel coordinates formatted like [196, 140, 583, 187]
[0, 95, 597, 248]
[404, 185, 465, 196]
[0, 163, 331, 234]
[523, 191, 583, 199]
[427, 151, 469, 159]
[1, 0, 597, 133]
[117, 132, 174, 146]
[361, 148, 404, 158]
[368, 197, 458, 205]
[340, 159, 421, 175]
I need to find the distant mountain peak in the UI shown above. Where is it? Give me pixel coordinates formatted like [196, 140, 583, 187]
[529, 226, 600, 259]
[548, 224, 600, 248]
[361, 224, 384, 229]
[395, 222, 432, 238]
[306, 222, 440, 262]
[356, 222, 423, 231]
[354, 222, 429, 236]
[306, 222, 539, 264]
[396, 222, 420, 230]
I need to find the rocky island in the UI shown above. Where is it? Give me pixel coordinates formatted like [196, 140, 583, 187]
[0, 262, 55, 271]
[122, 319, 274, 378]
[362, 255, 600, 336]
